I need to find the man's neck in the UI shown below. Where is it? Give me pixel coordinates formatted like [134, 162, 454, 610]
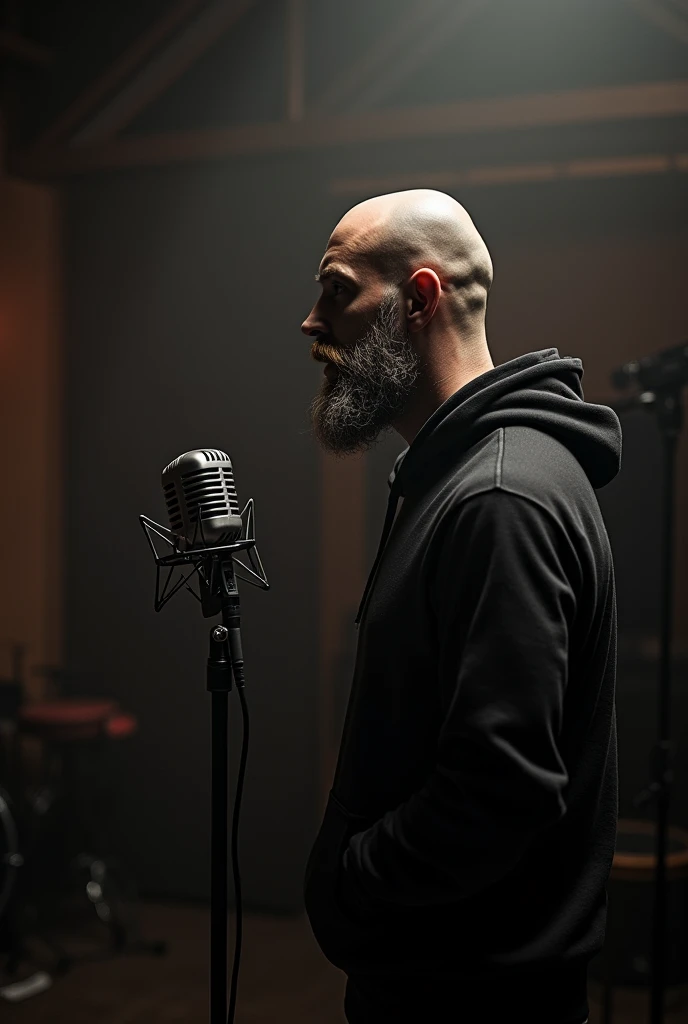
[393, 351, 494, 446]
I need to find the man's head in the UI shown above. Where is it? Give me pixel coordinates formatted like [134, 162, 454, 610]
[302, 189, 495, 455]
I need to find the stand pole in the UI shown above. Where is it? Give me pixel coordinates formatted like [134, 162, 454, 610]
[208, 624, 233, 1024]
[628, 387, 683, 1024]
[649, 392, 681, 1024]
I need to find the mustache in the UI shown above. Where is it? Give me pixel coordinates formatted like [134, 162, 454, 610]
[311, 340, 346, 367]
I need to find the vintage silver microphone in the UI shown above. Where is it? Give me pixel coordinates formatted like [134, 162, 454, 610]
[159, 449, 247, 625]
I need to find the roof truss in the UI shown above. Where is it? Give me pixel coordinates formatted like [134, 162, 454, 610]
[11, 0, 688, 178]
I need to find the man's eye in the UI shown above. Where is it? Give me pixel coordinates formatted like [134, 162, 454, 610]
[331, 281, 346, 296]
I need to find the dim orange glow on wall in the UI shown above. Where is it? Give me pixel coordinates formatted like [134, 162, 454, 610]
[0, 175, 63, 697]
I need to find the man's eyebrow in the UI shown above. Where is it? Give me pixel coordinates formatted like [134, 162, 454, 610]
[314, 265, 358, 285]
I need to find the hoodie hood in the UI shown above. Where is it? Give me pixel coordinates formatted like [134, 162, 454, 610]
[355, 348, 622, 625]
[391, 348, 622, 497]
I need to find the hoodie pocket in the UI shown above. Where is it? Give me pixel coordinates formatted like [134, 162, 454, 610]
[303, 790, 384, 971]
[304, 791, 480, 978]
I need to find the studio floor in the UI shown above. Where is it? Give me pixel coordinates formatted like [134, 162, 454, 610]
[1, 903, 686, 1023]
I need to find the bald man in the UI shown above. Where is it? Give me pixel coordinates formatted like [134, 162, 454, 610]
[301, 191, 620, 1024]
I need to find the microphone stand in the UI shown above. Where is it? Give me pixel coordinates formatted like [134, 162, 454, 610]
[140, 500, 268, 1024]
[610, 350, 686, 1024]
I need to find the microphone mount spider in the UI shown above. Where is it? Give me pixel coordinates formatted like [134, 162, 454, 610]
[139, 497, 269, 617]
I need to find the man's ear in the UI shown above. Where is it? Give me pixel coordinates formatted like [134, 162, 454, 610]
[405, 268, 441, 333]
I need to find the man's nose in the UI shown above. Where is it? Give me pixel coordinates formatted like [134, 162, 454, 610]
[301, 309, 327, 337]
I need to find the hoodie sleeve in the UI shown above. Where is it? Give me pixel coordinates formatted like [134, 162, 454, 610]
[341, 488, 577, 910]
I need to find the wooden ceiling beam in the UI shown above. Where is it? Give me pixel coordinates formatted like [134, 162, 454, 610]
[71, 0, 257, 145]
[32, 0, 207, 150]
[328, 153, 688, 196]
[11, 78, 688, 177]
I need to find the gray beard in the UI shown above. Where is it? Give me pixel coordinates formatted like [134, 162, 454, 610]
[310, 294, 420, 456]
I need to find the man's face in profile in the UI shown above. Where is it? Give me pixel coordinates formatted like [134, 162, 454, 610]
[301, 252, 420, 455]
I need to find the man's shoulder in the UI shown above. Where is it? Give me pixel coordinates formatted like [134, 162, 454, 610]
[440, 424, 596, 526]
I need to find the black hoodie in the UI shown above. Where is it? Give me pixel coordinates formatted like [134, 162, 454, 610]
[303, 349, 622, 1024]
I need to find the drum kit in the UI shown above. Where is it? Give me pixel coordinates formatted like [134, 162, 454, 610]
[0, 643, 165, 1002]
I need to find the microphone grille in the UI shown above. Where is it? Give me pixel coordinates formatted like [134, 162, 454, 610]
[161, 449, 243, 549]
[163, 448, 230, 473]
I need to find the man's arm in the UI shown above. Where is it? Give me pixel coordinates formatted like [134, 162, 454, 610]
[340, 488, 577, 911]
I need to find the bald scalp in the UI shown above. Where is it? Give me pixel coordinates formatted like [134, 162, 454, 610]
[332, 189, 493, 327]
